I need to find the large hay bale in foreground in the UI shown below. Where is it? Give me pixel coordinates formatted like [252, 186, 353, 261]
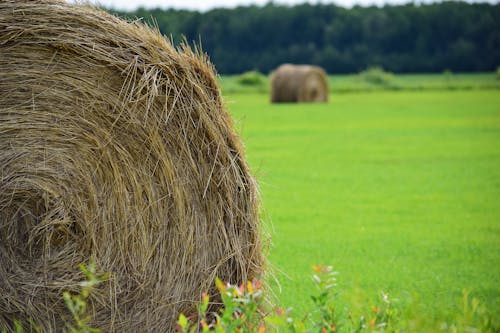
[271, 64, 329, 103]
[0, 1, 263, 331]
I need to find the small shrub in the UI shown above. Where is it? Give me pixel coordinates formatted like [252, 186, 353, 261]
[359, 66, 394, 86]
[496, 66, 500, 80]
[309, 265, 340, 332]
[177, 279, 265, 333]
[237, 71, 267, 86]
[177, 265, 402, 333]
[63, 263, 108, 333]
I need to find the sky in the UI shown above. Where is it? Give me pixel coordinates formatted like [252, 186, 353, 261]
[73, 0, 498, 12]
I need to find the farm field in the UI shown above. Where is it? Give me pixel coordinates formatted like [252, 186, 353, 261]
[220, 72, 500, 94]
[225, 89, 500, 325]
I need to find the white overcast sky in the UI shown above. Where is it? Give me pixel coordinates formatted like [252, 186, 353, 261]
[73, 0, 498, 12]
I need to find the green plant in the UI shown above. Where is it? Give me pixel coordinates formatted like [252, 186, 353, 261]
[177, 279, 266, 333]
[4, 262, 499, 332]
[443, 290, 500, 333]
[177, 265, 404, 333]
[0, 320, 30, 333]
[309, 265, 339, 332]
[359, 66, 394, 86]
[177, 292, 211, 333]
[63, 263, 109, 333]
[237, 71, 267, 86]
[0, 320, 40, 333]
[496, 66, 500, 80]
[348, 292, 400, 333]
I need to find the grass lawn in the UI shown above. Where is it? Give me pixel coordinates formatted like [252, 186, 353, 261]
[220, 72, 500, 94]
[224, 90, 500, 325]
[327, 72, 500, 92]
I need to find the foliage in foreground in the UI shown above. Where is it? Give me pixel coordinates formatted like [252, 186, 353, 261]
[177, 265, 499, 333]
[62, 263, 109, 333]
[2, 263, 498, 332]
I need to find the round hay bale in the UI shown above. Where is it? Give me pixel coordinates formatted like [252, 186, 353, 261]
[270, 64, 329, 103]
[0, 1, 263, 331]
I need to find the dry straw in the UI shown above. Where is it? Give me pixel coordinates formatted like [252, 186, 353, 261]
[0, 0, 264, 331]
[271, 64, 329, 103]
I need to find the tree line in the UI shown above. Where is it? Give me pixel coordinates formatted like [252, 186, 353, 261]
[111, 2, 500, 74]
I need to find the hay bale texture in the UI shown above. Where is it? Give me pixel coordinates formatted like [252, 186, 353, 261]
[271, 64, 329, 103]
[0, 1, 263, 331]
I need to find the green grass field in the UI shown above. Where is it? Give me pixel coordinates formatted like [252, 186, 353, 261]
[220, 72, 500, 94]
[225, 89, 500, 325]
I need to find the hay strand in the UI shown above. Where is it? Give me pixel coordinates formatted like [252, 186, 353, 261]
[0, 1, 263, 331]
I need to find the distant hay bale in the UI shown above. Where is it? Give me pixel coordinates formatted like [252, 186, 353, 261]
[0, 1, 263, 331]
[271, 64, 329, 103]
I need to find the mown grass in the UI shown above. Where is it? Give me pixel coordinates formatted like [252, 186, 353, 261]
[328, 72, 500, 92]
[225, 89, 500, 327]
[219, 72, 500, 94]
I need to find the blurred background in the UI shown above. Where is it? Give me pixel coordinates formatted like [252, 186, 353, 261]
[78, 0, 499, 75]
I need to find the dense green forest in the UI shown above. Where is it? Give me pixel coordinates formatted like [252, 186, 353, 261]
[111, 2, 500, 74]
